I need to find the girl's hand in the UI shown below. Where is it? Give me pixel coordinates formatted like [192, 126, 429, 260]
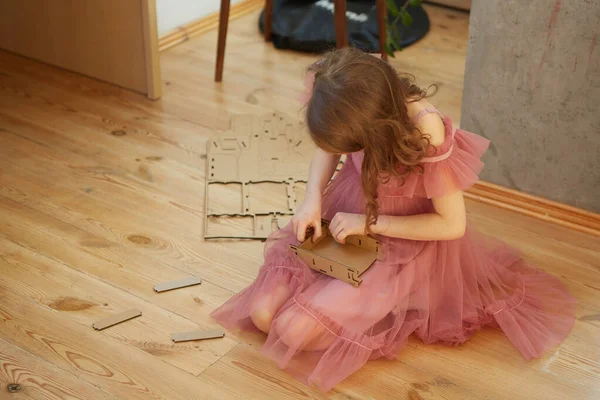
[329, 212, 367, 244]
[292, 192, 322, 242]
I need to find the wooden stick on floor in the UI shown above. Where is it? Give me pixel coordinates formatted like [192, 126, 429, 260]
[172, 329, 226, 343]
[153, 276, 202, 293]
[334, 0, 349, 48]
[215, 0, 231, 82]
[92, 309, 142, 331]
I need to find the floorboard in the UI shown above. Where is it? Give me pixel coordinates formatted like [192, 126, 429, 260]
[0, 5, 598, 399]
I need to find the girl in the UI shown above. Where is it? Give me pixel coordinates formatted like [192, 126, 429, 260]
[211, 48, 576, 391]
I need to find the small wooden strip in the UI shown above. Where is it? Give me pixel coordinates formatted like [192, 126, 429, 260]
[92, 309, 142, 331]
[172, 329, 225, 343]
[153, 276, 202, 293]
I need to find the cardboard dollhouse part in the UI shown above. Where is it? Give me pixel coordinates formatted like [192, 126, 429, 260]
[93, 309, 142, 330]
[290, 220, 379, 287]
[153, 276, 202, 293]
[171, 329, 225, 343]
[207, 112, 314, 183]
[204, 213, 293, 240]
[204, 112, 315, 240]
[276, 215, 293, 229]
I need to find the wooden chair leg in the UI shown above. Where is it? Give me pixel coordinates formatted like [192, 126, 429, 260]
[334, 0, 348, 48]
[215, 0, 231, 82]
[264, 0, 273, 41]
[376, 0, 387, 60]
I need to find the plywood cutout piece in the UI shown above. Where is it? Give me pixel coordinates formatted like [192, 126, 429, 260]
[172, 329, 226, 343]
[153, 276, 202, 293]
[205, 112, 315, 240]
[92, 309, 142, 331]
[207, 112, 313, 182]
[290, 220, 379, 287]
[276, 215, 293, 229]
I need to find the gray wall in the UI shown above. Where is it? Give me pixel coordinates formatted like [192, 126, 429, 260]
[461, 0, 600, 213]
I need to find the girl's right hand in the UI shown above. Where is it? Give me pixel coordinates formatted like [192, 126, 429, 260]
[291, 192, 322, 242]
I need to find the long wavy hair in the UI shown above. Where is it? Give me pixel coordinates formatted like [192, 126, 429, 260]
[305, 47, 434, 233]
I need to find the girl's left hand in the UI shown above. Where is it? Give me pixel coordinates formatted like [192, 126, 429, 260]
[329, 212, 367, 243]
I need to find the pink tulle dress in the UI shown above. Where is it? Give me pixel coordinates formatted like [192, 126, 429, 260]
[211, 109, 577, 391]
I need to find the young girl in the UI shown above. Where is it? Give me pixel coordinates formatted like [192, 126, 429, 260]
[211, 48, 576, 391]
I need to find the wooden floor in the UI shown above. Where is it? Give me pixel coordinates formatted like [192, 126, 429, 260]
[1, 5, 599, 400]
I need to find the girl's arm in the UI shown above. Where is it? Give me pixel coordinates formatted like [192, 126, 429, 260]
[293, 148, 341, 242]
[305, 148, 341, 198]
[329, 190, 466, 243]
[372, 190, 467, 240]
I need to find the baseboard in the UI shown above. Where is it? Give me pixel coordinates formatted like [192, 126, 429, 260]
[466, 182, 600, 236]
[424, 0, 471, 11]
[158, 0, 263, 52]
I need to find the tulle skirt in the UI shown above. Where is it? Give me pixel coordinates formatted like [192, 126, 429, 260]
[211, 210, 576, 390]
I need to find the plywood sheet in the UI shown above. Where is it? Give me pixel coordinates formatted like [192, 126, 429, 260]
[205, 113, 315, 240]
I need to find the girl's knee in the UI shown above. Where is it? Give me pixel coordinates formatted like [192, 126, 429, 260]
[275, 309, 333, 351]
[249, 284, 293, 334]
[250, 308, 274, 334]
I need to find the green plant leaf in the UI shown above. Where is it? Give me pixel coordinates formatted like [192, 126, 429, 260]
[391, 22, 402, 47]
[384, 41, 395, 58]
[400, 9, 413, 27]
[385, 27, 393, 48]
[386, 0, 400, 17]
[384, 31, 395, 56]
[408, 0, 423, 7]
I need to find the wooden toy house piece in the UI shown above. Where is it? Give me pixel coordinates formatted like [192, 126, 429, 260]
[290, 220, 379, 287]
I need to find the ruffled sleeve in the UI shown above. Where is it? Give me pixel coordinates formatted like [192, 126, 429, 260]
[380, 117, 490, 199]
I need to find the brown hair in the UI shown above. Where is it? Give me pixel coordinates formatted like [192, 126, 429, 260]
[305, 47, 434, 232]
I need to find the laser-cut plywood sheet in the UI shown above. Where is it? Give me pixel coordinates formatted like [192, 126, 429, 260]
[208, 112, 315, 182]
[204, 112, 316, 240]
